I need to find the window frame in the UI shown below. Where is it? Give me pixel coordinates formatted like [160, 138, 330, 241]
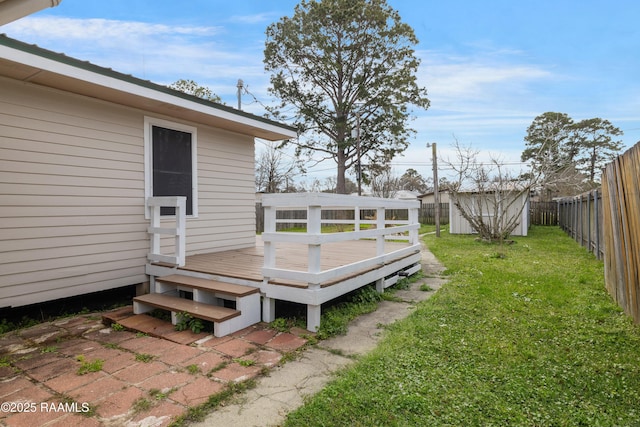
[144, 117, 198, 219]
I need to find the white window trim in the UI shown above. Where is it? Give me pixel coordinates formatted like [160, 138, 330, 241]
[144, 116, 198, 219]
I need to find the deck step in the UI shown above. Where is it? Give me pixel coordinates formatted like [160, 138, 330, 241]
[133, 293, 240, 323]
[156, 274, 259, 297]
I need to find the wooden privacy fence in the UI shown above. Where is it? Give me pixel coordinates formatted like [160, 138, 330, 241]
[601, 143, 640, 323]
[557, 189, 604, 259]
[529, 201, 558, 225]
[419, 203, 450, 225]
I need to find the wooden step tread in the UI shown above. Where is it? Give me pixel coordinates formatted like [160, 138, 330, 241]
[157, 274, 259, 297]
[134, 293, 240, 323]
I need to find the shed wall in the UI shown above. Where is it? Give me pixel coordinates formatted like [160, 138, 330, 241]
[449, 192, 529, 236]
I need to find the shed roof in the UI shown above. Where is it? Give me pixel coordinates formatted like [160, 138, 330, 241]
[0, 34, 297, 141]
[452, 181, 530, 194]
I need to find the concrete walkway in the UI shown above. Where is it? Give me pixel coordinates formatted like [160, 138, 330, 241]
[192, 242, 447, 427]
[0, 243, 445, 427]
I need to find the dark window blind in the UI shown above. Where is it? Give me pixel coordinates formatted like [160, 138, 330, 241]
[152, 125, 193, 215]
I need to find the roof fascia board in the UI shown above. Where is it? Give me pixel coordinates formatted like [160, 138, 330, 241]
[0, 39, 297, 139]
[0, 0, 62, 26]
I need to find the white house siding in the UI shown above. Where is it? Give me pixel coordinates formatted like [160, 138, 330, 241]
[0, 77, 256, 308]
[187, 125, 256, 254]
[449, 192, 529, 236]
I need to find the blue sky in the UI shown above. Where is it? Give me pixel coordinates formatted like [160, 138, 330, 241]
[4, 0, 639, 185]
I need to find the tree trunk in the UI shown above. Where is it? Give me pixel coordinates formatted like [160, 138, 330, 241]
[589, 146, 597, 182]
[336, 148, 347, 194]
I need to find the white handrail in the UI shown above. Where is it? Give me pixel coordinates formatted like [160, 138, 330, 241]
[261, 193, 420, 287]
[147, 196, 186, 266]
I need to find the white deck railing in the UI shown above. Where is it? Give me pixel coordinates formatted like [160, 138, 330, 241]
[261, 193, 420, 287]
[146, 196, 186, 266]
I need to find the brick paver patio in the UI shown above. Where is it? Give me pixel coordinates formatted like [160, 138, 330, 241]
[0, 306, 309, 426]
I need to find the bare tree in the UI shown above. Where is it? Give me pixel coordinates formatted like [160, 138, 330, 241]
[255, 142, 302, 193]
[446, 141, 533, 243]
[370, 166, 400, 198]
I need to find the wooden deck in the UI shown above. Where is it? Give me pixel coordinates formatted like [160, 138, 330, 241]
[173, 237, 417, 288]
[145, 193, 423, 332]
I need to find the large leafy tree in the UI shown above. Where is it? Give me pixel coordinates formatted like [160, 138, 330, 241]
[522, 112, 624, 197]
[572, 118, 623, 182]
[264, 0, 430, 194]
[399, 168, 428, 192]
[168, 79, 223, 103]
[521, 112, 575, 172]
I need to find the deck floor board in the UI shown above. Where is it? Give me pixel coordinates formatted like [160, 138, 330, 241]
[174, 237, 416, 288]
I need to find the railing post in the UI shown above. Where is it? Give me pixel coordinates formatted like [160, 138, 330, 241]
[263, 205, 276, 274]
[149, 199, 161, 260]
[376, 206, 385, 257]
[308, 204, 322, 286]
[409, 206, 418, 244]
[175, 197, 186, 266]
[262, 204, 276, 323]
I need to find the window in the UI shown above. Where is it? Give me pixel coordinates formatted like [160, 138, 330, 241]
[144, 117, 198, 217]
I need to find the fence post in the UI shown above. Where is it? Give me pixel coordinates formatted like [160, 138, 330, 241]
[594, 189, 601, 259]
[588, 192, 593, 254]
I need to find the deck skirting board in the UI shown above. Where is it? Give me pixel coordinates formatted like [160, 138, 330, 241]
[261, 252, 421, 305]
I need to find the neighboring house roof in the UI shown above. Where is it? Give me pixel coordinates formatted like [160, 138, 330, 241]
[452, 181, 530, 194]
[0, 0, 62, 25]
[0, 34, 297, 141]
[418, 190, 449, 198]
[394, 190, 420, 200]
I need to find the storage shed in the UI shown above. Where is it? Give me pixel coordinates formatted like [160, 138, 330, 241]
[449, 187, 530, 237]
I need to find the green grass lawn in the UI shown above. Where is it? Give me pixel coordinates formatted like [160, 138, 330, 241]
[284, 226, 640, 426]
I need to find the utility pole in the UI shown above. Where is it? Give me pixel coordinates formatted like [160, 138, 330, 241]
[430, 143, 440, 237]
[356, 112, 362, 196]
[236, 79, 244, 110]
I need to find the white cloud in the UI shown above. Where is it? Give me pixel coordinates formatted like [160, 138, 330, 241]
[419, 49, 553, 112]
[2, 16, 264, 103]
[228, 13, 277, 24]
[4, 17, 222, 42]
